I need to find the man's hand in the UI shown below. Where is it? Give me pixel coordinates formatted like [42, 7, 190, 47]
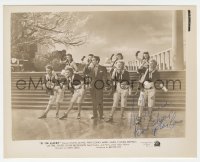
[159, 83, 168, 92]
[81, 56, 86, 61]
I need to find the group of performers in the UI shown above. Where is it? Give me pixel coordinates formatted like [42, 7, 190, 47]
[38, 51, 167, 124]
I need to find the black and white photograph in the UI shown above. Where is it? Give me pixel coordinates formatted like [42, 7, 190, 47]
[3, 5, 197, 158]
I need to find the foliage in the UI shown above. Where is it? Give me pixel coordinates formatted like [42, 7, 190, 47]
[33, 52, 61, 71]
[11, 12, 89, 60]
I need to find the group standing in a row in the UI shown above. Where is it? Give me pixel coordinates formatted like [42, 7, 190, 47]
[38, 51, 167, 124]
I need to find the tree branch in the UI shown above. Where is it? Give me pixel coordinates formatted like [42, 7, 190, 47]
[36, 24, 64, 33]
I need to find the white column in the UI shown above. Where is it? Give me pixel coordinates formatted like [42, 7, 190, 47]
[172, 10, 184, 70]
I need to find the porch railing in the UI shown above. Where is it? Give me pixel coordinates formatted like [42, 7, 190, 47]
[127, 48, 172, 71]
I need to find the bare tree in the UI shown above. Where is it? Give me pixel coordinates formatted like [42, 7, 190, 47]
[11, 12, 89, 57]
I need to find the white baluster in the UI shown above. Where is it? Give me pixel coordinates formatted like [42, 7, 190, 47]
[159, 53, 161, 70]
[155, 55, 158, 62]
[163, 52, 166, 70]
[135, 60, 137, 71]
[136, 60, 139, 70]
[168, 50, 171, 70]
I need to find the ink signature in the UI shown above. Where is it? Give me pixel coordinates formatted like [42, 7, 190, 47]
[133, 113, 148, 137]
[133, 118, 148, 137]
[151, 111, 176, 136]
[131, 109, 182, 137]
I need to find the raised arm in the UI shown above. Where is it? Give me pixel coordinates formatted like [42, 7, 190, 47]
[135, 51, 142, 62]
[72, 62, 78, 72]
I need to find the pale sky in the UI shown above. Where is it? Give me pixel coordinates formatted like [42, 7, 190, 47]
[54, 11, 172, 63]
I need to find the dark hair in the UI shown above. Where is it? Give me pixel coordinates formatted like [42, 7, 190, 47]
[62, 50, 66, 54]
[116, 53, 123, 59]
[142, 52, 150, 60]
[45, 65, 53, 71]
[66, 53, 73, 61]
[93, 56, 100, 63]
[60, 50, 66, 59]
[88, 54, 94, 57]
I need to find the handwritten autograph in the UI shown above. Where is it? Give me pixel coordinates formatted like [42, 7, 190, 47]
[134, 123, 148, 137]
[151, 111, 176, 136]
[132, 110, 182, 137]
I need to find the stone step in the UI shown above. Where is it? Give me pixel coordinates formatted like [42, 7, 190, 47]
[11, 86, 185, 91]
[12, 105, 185, 111]
[11, 90, 186, 95]
[11, 74, 186, 77]
[11, 95, 185, 101]
[11, 92, 185, 97]
[11, 80, 185, 85]
[11, 76, 185, 79]
[11, 74, 186, 81]
[11, 71, 186, 111]
[11, 71, 186, 74]
[12, 100, 185, 107]
[11, 98, 185, 105]
[11, 94, 185, 99]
